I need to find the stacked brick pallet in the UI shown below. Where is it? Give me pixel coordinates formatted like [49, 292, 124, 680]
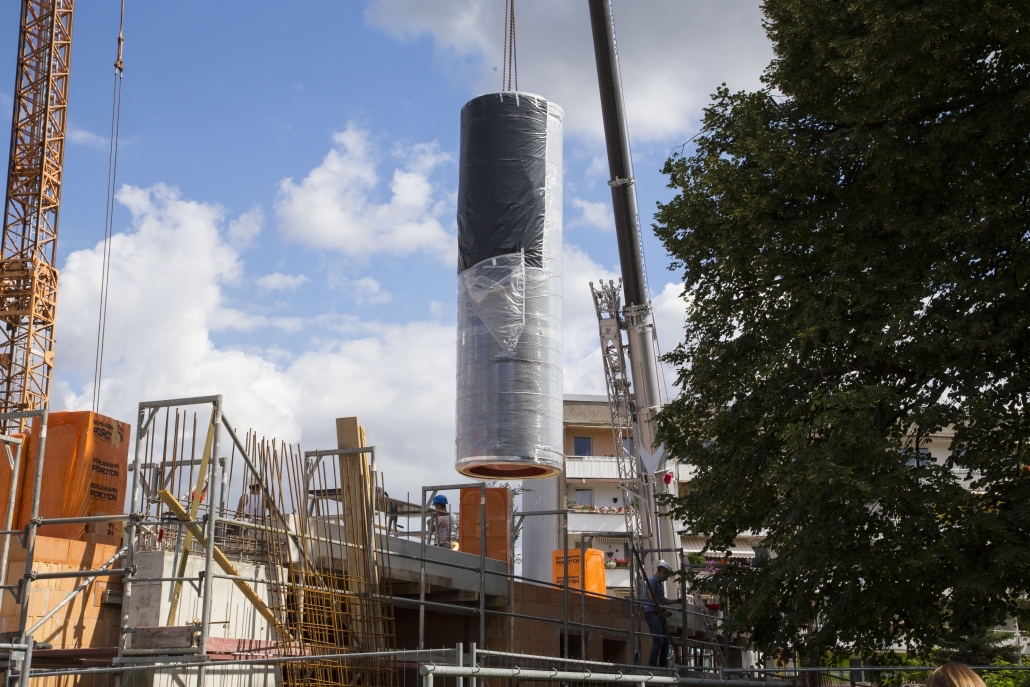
[0, 536, 121, 648]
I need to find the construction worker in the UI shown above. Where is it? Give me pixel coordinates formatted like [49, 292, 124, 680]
[235, 482, 267, 542]
[236, 482, 266, 521]
[377, 487, 400, 534]
[644, 560, 678, 667]
[429, 495, 452, 547]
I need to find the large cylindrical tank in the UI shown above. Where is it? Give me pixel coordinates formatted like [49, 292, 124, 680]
[455, 92, 563, 479]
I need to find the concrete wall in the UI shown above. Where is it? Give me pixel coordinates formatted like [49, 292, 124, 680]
[392, 578, 707, 665]
[125, 663, 280, 687]
[123, 550, 278, 687]
[126, 550, 276, 640]
[385, 535, 508, 597]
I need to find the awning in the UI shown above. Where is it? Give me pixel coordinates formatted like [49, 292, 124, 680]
[682, 535, 756, 558]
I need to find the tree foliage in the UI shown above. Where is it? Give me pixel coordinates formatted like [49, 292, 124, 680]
[654, 0, 1030, 661]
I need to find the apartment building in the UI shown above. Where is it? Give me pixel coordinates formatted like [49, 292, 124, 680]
[522, 394, 765, 595]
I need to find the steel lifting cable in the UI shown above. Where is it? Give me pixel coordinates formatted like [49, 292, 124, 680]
[91, 0, 126, 414]
[502, 0, 518, 91]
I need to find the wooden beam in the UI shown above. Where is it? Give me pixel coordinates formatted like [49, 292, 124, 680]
[165, 411, 215, 626]
[157, 490, 290, 640]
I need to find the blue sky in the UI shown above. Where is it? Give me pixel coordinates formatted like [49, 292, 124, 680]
[0, 1, 771, 498]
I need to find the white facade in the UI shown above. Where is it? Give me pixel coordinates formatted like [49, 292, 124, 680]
[522, 395, 764, 596]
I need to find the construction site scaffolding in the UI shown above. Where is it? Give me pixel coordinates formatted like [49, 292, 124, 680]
[0, 396, 733, 687]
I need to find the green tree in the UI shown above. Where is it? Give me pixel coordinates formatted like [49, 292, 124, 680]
[654, 0, 1030, 662]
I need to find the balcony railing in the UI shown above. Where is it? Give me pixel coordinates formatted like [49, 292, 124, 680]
[567, 511, 627, 534]
[565, 455, 620, 480]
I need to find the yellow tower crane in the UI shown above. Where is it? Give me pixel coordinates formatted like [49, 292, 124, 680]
[0, 0, 75, 432]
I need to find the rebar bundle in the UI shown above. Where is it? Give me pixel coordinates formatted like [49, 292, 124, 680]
[254, 437, 397, 687]
[132, 405, 396, 686]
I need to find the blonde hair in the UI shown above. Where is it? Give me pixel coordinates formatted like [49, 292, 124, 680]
[926, 663, 986, 687]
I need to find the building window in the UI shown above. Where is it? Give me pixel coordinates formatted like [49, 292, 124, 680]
[574, 489, 593, 507]
[573, 436, 592, 456]
[906, 447, 931, 468]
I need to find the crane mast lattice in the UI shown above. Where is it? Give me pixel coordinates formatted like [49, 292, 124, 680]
[591, 279, 655, 557]
[1, 0, 74, 432]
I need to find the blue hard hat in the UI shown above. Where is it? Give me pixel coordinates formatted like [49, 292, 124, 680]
[432, 494, 448, 506]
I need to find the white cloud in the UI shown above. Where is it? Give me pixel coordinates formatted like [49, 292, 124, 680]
[228, 206, 263, 247]
[52, 184, 461, 500]
[652, 281, 688, 357]
[651, 280, 688, 402]
[366, 0, 771, 142]
[351, 277, 393, 305]
[585, 155, 608, 181]
[68, 128, 108, 149]
[256, 272, 309, 292]
[571, 197, 613, 231]
[275, 124, 455, 262]
[562, 242, 619, 395]
[560, 243, 686, 401]
[49, 183, 680, 503]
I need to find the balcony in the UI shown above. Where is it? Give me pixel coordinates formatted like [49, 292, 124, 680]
[565, 455, 620, 480]
[602, 566, 630, 588]
[567, 511, 628, 534]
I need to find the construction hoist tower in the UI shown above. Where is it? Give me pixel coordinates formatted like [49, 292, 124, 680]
[591, 278, 659, 561]
[0, 0, 74, 432]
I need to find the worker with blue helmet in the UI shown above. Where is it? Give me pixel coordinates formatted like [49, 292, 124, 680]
[429, 494, 452, 547]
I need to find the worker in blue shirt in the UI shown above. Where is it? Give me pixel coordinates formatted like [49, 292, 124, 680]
[644, 560, 678, 667]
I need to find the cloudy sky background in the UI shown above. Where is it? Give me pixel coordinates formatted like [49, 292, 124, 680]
[0, 1, 772, 502]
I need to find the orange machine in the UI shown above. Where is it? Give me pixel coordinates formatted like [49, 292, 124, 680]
[18, 411, 130, 545]
[553, 548, 607, 596]
[459, 487, 513, 563]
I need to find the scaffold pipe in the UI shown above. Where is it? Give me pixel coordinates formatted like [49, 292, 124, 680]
[420, 664, 785, 687]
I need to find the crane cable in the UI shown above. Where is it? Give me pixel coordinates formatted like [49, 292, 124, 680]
[502, 0, 518, 91]
[91, 0, 125, 414]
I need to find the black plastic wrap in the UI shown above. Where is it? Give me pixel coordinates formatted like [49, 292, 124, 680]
[457, 93, 548, 272]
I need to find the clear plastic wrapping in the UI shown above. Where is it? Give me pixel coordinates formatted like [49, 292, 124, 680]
[456, 93, 564, 479]
[458, 252, 526, 354]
